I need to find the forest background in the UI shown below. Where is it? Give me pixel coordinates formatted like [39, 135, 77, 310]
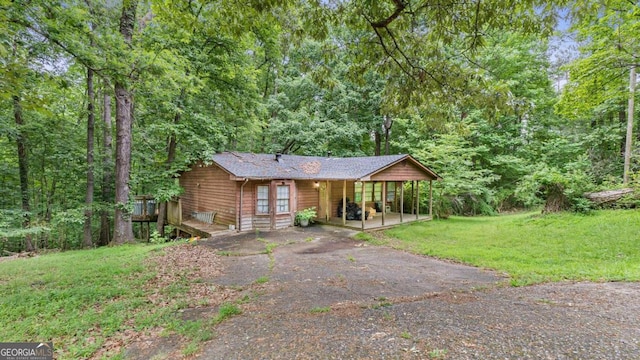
[1, 0, 639, 252]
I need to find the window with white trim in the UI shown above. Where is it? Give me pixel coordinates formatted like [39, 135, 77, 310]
[276, 185, 290, 213]
[257, 185, 269, 214]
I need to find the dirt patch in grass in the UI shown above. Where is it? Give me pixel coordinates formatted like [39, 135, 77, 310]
[91, 243, 255, 360]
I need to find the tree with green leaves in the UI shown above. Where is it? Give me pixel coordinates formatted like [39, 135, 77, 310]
[328, 0, 562, 110]
[559, 0, 640, 183]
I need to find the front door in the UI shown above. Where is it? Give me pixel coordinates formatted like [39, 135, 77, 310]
[318, 182, 330, 221]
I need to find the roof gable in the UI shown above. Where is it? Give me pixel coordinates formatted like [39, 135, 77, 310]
[208, 152, 441, 181]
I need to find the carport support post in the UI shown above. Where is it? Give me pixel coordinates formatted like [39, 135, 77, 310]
[400, 181, 404, 223]
[381, 181, 386, 226]
[361, 181, 366, 231]
[416, 181, 420, 220]
[410, 181, 415, 215]
[429, 180, 433, 218]
[342, 180, 346, 225]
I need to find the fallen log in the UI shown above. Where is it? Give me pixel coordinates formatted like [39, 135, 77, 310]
[584, 188, 634, 204]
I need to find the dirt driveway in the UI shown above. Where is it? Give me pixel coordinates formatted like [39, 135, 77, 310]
[140, 225, 640, 359]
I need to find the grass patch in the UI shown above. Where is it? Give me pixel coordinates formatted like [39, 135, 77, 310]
[0, 243, 175, 359]
[216, 251, 241, 256]
[384, 209, 640, 286]
[254, 275, 269, 284]
[216, 302, 242, 322]
[170, 302, 242, 356]
[264, 242, 278, 254]
[372, 300, 393, 309]
[309, 306, 331, 313]
[428, 348, 448, 358]
[182, 342, 200, 357]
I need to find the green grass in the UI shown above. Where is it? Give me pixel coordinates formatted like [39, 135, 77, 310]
[428, 348, 448, 359]
[383, 209, 640, 286]
[166, 302, 242, 357]
[216, 302, 242, 321]
[309, 306, 331, 313]
[0, 243, 179, 359]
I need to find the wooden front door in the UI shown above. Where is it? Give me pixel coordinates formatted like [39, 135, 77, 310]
[318, 182, 330, 220]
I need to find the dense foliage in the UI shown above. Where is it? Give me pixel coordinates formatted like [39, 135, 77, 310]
[1, 0, 639, 251]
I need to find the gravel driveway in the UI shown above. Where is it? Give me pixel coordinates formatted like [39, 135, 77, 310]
[167, 226, 640, 359]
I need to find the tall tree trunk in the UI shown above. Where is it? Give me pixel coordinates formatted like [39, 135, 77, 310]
[374, 131, 381, 156]
[624, 65, 636, 184]
[112, 0, 138, 244]
[13, 95, 35, 252]
[99, 92, 113, 246]
[83, 67, 95, 248]
[113, 83, 135, 243]
[383, 115, 393, 155]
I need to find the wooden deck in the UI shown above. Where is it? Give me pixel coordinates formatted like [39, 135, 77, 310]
[173, 219, 231, 238]
[317, 212, 432, 231]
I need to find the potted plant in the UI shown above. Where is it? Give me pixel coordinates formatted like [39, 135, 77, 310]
[295, 207, 317, 227]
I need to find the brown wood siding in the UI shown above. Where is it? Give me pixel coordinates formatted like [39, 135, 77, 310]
[240, 215, 253, 230]
[253, 215, 271, 230]
[296, 180, 318, 213]
[274, 214, 293, 229]
[370, 159, 435, 181]
[179, 163, 237, 226]
[330, 181, 355, 217]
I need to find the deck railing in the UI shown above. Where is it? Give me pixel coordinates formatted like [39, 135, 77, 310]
[131, 195, 158, 222]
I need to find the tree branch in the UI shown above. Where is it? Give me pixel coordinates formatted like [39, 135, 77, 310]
[370, 0, 407, 28]
[371, 26, 413, 79]
[471, 0, 481, 49]
[8, 18, 105, 78]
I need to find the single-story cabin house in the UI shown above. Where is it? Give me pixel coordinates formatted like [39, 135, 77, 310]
[168, 152, 441, 235]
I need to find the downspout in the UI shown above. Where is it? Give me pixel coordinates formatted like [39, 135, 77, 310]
[238, 178, 249, 232]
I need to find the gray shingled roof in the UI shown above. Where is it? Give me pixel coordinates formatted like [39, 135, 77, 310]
[209, 152, 440, 180]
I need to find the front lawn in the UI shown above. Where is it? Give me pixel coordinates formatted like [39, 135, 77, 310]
[0, 244, 168, 358]
[0, 242, 236, 359]
[379, 210, 640, 286]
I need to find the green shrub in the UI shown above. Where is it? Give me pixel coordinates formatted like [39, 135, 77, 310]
[515, 160, 594, 213]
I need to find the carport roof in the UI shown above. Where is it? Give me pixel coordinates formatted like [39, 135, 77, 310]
[208, 152, 441, 181]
